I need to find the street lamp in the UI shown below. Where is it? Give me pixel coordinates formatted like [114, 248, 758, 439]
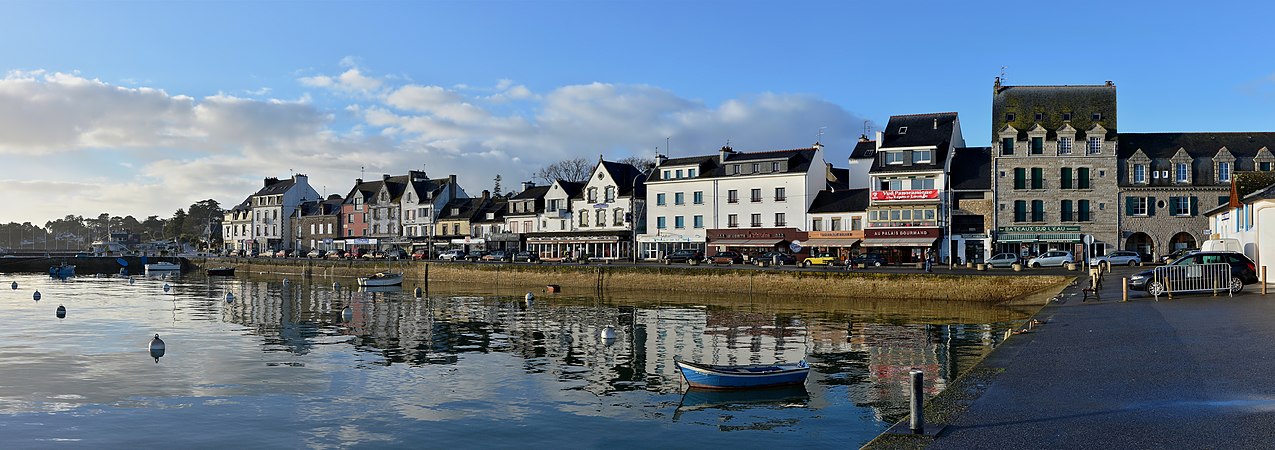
[631, 170, 649, 263]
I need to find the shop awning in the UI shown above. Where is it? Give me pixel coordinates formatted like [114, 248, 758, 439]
[996, 233, 1083, 243]
[709, 238, 784, 247]
[803, 238, 861, 247]
[861, 237, 938, 247]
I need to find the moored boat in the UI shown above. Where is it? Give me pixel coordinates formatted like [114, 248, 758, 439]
[144, 261, 182, 275]
[674, 358, 810, 390]
[357, 272, 403, 287]
[49, 263, 76, 279]
[206, 267, 235, 276]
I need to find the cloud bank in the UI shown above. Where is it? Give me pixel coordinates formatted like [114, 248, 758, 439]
[0, 63, 868, 224]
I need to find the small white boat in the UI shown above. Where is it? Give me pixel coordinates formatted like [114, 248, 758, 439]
[144, 262, 182, 275]
[357, 272, 403, 287]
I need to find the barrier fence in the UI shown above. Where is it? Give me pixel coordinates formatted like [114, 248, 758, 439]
[1151, 263, 1233, 300]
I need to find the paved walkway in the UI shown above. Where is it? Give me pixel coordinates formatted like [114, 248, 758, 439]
[911, 265, 1275, 449]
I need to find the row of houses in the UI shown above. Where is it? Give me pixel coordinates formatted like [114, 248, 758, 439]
[222, 79, 1275, 265]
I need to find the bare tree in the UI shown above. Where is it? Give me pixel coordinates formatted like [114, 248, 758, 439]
[617, 156, 656, 173]
[534, 157, 593, 183]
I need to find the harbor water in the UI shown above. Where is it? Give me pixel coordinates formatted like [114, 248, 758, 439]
[0, 272, 1034, 448]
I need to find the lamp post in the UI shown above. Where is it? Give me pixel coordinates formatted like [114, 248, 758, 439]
[631, 170, 649, 263]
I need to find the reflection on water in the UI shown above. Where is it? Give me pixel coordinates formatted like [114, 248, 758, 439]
[0, 272, 1032, 447]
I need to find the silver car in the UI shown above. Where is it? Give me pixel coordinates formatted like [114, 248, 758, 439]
[1027, 250, 1074, 268]
[1089, 250, 1141, 267]
[987, 253, 1021, 268]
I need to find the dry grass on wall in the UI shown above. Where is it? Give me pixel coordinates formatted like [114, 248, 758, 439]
[196, 258, 1068, 303]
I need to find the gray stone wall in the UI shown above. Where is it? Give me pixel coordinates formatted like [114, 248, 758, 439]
[1120, 187, 1227, 256]
[992, 151, 1121, 248]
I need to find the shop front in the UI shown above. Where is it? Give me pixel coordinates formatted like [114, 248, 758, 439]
[340, 237, 378, 256]
[487, 232, 522, 252]
[636, 232, 704, 261]
[449, 237, 486, 253]
[802, 230, 863, 261]
[994, 226, 1102, 261]
[951, 233, 989, 264]
[860, 228, 940, 265]
[706, 228, 807, 261]
[526, 231, 632, 261]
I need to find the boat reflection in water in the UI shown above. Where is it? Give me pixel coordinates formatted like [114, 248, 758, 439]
[675, 385, 810, 416]
[357, 284, 403, 294]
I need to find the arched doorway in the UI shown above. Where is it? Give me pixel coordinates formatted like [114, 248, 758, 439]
[1125, 232, 1154, 261]
[1169, 232, 1197, 251]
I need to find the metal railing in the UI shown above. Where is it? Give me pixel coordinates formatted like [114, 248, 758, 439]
[1151, 263, 1233, 300]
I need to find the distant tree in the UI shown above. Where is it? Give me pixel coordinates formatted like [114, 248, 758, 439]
[141, 216, 166, 241]
[493, 174, 503, 197]
[617, 156, 656, 173]
[184, 199, 224, 248]
[164, 209, 187, 243]
[534, 157, 593, 183]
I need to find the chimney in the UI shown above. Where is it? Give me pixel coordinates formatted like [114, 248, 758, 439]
[719, 145, 734, 162]
[481, 190, 490, 199]
[521, 181, 535, 191]
[410, 170, 428, 182]
[448, 174, 458, 201]
[355, 178, 363, 185]
[994, 76, 1001, 92]
[382, 174, 391, 181]
[264, 177, 280, 187]
[1105, 80, 1114, 87]
[875, 131, 883, 150]
[933, 118, 938, 130]
[655, 154, 668, 167]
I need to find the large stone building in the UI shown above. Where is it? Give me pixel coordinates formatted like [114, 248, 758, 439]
[1119, 132, 1275, 258]
[991, 81, 1118, 260]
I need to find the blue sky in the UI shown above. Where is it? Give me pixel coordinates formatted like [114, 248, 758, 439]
[1, 0, 1272, 224]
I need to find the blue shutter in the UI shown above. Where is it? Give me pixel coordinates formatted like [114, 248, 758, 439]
[1190, 196, 1198, 216]
[1146, 196, 1156, 216]
[1125, 197, 1135, 216]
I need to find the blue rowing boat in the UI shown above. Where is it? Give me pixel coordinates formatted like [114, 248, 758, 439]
[674, 358, 810, 390]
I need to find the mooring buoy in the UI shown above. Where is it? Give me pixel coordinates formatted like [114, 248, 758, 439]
[56, 305, 66, 319]
[33, 290, 41, 301]
[225, 292, 234, 302]
[163, 283, 170, 292]
[414, 287, 423, 298]
[341, 305, 353, 323]
[149, 334, 166, 363]
[10, 281, 16, 290]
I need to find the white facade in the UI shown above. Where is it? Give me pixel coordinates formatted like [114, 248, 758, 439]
[401, 173, 465, 239]
[1208, 198, 1275, 270]
[537, 180, 578, 233]
[249, 174, 319, 251]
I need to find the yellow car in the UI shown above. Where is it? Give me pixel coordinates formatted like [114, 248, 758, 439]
[801, 254, 841, 268]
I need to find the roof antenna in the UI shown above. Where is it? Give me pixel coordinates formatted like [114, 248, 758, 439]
[666, 136, 671, 157]
[999, 65, 1008, 83]
[360, 166, 365, 180]
[862, 120, 871, 136]
[816, 127, 826, 145]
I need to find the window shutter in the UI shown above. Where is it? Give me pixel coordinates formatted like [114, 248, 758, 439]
[1014, 200, 1026, 222]
[1061, 200, 1073, 221]
[1031, 167, 1044, 189]
[1014, 168, 1026, 189]
[1147, 196, 1156, 216]
[1078, 200, 1091, 222]
[1078, 167, 1090, 189]
[1125, 197, 1135, 216]
[1060, 168, 1073, 189]
[1190, 196, 1199, 216]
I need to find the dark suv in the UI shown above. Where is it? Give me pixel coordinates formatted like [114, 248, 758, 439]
[755, 251, 796, 266]
[662, 249, 704, 264]
[850, 253, 889, 267]
[709, 251, 744, 265]
[1129, 251, 1258, 294]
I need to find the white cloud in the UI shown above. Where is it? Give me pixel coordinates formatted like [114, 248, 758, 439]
[0, 64, 867, 225]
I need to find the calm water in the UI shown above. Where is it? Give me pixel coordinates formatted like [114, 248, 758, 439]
[0, 272, 1032, 448]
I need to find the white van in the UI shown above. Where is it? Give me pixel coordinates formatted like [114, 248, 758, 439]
[1201, 238, 1242, 253]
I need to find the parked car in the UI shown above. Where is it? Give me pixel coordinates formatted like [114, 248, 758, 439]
[465, 250, 488, 261]
[1128, 251, 1258, 294]
[512, 251, 540, 263]
[346, 248, 368, 259]
[755, 251, 797, 266]
[384, 248, 408, 260]
[1089, 250, 1141, 268]
[1026, 250, 1074, 268]
[412, 249, 429, 260]
[326, 249, 347, 259]
[438, 249, 465, 261]
[482, 250, 511, 262]
[986, 252, 1021, 268]
[307, 249, 326, 258]
[849, 253, 888, 267]
[801, 253, 841, 268]
[709, 251, 744, 265]
[1159, 248, 1199, 265]
[274, 249, 293, 258]
[662, 249, 704, 264]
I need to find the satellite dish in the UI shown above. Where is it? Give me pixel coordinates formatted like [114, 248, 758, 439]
[789, 240, 803, 253]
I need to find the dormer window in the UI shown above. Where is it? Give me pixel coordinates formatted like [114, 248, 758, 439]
[675, 169, 683, 179]
[1005, 113, 1015, 122]
[1175, 163, 1190, 183]
[1034, 112, 1044, 121]
[452, 208, 460, 215]
[885, 151, 905, 165]
[688, 168, 697, 177]
[1218, 162, 1231, 182]
[1058, 137, 1073, 155]
[1092, 113, 1102, 121]
[1133, 164, 1147, 184]
[1062, 112, 1072, 121]
[486, 213, 495, 220]
[1087, 136, 1102, 154]
[898, 126, 908, 134]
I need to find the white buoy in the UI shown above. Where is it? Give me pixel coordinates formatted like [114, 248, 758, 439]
[283, 278, 289, 284]
[33, 290, 41, 301]
[332, 282, 340, 289]
[225, 292, 234, 302]
[341, 305, 353, 323]
[128, 277, 135, 285]
[163, 283, 170, 292]
[414, 287, 423, 298]
[601, 325, 616, 340]
[525, 292, 534, 301]
[149, 334, 166, 363]
[56, 305, 66, 319]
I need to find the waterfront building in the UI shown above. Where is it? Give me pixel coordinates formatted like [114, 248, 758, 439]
[249, 174, 320, 252]
[1205, 180, 1275, 269]
[222, 197, 253, 254]
[863, 113, 963, 264]
[805, 188, 870, 261]
[471, 195, 511, 252]
[296, 194, 344, 253]
[949, 146, 994, 264]
[399, 172, 466, 254]
[528, 159, 646, 261]
[434, 191, 495, 253]
[991, 81, 1119, 260]
[641, 144, 828, 260]
[339, 177, 380, 254]
[500, 182, 551, 252]
[1119, 133, 1275, 258]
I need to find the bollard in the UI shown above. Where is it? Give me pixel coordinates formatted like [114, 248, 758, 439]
[909, 369, 925, 434]
[1264, 266, 1268, 296]
[1122, 277, 1129, 302]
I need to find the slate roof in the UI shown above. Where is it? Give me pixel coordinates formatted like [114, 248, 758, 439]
[950, 147, 992, 190]
[556, 181, 585, 199]
[230, 196, 252, 212]
[435, 198, 485, 221]
[648, 147, 821, 182]
[827, 167, 851, 191]
[808, 188, 870, 214]
[510, 185, 551, 200]
[599, 161, 647, 198]
[850, 137, 877, 159]
[253, 177, 296, 196]
[471, 198, 508, 224]
[881, 112, 958, 149]
[992, 84, 1117, 140]
[1118, 133, 1275, 160]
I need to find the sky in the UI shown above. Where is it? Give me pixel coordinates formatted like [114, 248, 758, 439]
[1, 0, 1273, 225]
